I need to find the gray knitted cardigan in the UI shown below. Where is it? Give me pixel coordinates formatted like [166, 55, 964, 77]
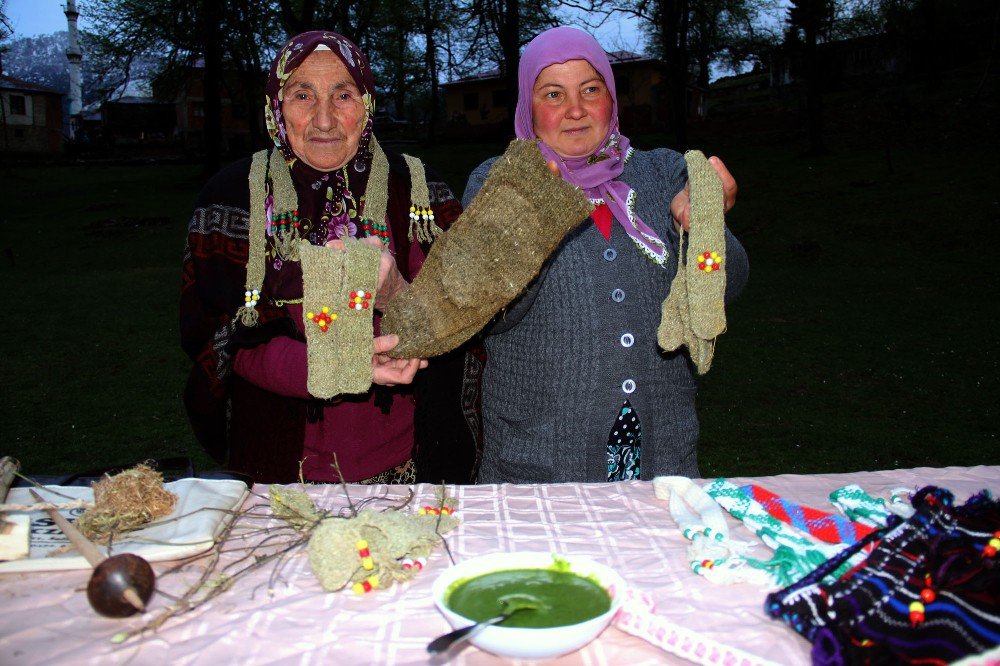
[461, 147, 749, 484]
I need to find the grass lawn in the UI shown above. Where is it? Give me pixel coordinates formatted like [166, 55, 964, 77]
[1, 63, 996, 479]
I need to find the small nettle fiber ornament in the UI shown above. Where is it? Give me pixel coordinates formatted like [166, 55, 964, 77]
[402, 153, 442, 243]
[381, 139, 593, 358]
[299, 238, 381, 398]
[269, 486, 459, 593]
[658, 150, 728, 374]
[76, 464, 177, 544]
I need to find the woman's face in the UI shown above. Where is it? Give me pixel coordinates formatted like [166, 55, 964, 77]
[531, 59, 613, 159]
[282, 49, 366, 171]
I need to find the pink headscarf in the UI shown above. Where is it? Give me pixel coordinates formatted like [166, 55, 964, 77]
[514, 26, 667, 264]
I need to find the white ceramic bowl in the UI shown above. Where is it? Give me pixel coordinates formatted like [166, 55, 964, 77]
[431, 552, 625, 660]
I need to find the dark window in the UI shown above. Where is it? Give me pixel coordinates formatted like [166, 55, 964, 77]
[13, 128, 25, 138]
[9, 94, 27, 115]
[617, 76, 631, 96]
[491, 89, 507, 108]
[463, 92, 478, 111]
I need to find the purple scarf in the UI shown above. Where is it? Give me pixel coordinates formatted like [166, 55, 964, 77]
[514, 26, 667, 264]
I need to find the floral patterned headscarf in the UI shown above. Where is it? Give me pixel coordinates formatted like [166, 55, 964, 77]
[263, 31, 378, 244]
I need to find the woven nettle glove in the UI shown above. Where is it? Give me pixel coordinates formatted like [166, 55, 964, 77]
[381, 139, 593, 358]
[658, 150, 728, 374]
[299, 238, 381, 397]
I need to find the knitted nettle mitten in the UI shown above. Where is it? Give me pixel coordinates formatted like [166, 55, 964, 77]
[381, 139, 593, 358]
[658, 150, 728, 374]
[299, 238, 381, 398]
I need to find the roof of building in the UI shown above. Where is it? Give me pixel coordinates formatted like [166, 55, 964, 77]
[0, 74, 63, 95]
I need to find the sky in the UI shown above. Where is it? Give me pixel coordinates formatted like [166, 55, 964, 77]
[4, 0, 646, 52]
[4, 0, 89, 37]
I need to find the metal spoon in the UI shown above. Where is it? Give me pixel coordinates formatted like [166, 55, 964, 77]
[427, 596, 540, 654]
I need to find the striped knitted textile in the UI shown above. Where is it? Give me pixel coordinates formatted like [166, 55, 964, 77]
[765, 486, 1000, 666]
[703, 479, 853, 587]
[740, 484, 876, 545]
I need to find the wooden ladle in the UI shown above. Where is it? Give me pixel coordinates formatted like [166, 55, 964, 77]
[30, 489, 155, 617]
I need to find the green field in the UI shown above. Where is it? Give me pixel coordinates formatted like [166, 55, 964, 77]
[1, 63, 996, 479]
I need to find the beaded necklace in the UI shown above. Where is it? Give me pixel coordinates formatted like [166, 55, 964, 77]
[236, 137, 440, 327]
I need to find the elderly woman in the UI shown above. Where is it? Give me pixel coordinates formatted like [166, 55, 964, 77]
[181, 31, 478, 484]
[462, 26, 749, 483]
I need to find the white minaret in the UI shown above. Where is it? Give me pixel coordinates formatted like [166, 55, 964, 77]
[64, 0, 83, 138]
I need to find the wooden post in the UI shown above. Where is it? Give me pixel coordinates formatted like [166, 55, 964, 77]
[0, 456, 30, 561]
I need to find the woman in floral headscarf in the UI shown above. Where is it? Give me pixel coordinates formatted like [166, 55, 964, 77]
[463, 26, 748, 484]
[181, 31, 481, 484]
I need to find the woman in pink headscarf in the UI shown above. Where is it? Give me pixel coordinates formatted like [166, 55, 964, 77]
[463, 26, 748, 484]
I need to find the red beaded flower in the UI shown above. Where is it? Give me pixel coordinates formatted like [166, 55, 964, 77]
[348, 290, 372, 311]
[306, 306, 337, 332]
[698, 251, 722, 272]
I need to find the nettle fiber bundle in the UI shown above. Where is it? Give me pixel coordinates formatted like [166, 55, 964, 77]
[77, 464, 177, 543]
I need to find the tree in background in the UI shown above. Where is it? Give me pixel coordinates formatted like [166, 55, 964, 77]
[785, 0, 835, 155]
[687, 0, 779, 87]
[454, 0, 560, 129]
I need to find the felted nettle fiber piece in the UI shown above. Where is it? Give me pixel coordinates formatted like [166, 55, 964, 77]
[381, 139, 593, 358]
[299, 238, 381, 398]
[658, 150, 728, 374]
[307, 508, 460, 592]
[269, 486, 321, 531]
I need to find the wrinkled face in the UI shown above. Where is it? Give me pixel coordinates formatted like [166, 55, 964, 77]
[282, 50, 366, 171]
[531, 59, 613, 159]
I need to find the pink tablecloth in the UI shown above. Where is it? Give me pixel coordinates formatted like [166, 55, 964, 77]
[0, 465, 996, 665]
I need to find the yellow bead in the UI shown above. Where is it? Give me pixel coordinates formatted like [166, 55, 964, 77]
[306, 312, 314, 319]
[352, 582, 364, 595]
[355, 539, 368, 549]
[909, 601, 925, 613]
[990, 537, 1000, 549]
[322, 306, 329, 314]
[711, 252, 719, 260]
[362, 557, 374, 570]
[369, 575, 380, 588]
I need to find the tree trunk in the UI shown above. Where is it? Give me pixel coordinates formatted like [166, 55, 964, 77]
[202, 0, 225, 175]
[659, 0, 690, 150]
[499, 0, 520, 133]
[424, 0, 438, 143]
[803, 22, 826, 155]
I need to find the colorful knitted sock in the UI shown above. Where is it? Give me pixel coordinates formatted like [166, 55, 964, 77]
[299, 238, 381, 398]
[658, 150, 728, 374]
[740, 484, 876, 545]
[653, 476, 771, 586]
[828, 483, 895, 529]
[703, 479, 854, 587]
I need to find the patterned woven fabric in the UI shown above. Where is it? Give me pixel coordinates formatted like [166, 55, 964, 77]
[765, 486, 1000, 666]
[607, 400, 641, 481]
[740, 484, 875, 545]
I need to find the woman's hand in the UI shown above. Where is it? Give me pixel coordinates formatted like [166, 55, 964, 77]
[372, 334, 427, 386]
[670, 156, 738, 232]
[325, 236, 407, 309]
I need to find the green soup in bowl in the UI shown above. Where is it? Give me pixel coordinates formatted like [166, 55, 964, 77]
[446, 568, 612, 628]
[431, 552, 626, 660]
